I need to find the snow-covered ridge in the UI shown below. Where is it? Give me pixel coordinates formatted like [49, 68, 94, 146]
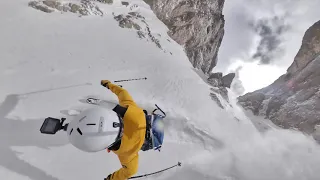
[28, 0, 105, 16]
[27, 0, 175, 54]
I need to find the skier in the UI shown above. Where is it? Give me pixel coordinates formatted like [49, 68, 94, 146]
[100, 80, 146, 180]
[66, 80, 165, 180]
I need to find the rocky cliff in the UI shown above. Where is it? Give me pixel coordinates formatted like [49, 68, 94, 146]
[142, 0, 232, 109]
[143, 0, 225, 74]
[28, 0, 231, 109]
[29, 0, 226, 75]
[238, 20, 320, 139]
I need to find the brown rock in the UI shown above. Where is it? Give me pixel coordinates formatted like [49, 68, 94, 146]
[209, 72, 223, 79]
[238, 20, 320, 135]
[210, 92, 224, 109]
[287, 21, 320, 74]
[28, 1, 54, 13]
[97, 0, 113, 4]
[222, 73, 235, 88]
[43, 0, 60, 8]
[69, 3, 81, 13]
[143, 0, 225, 74]
[121, 1, 129, 6]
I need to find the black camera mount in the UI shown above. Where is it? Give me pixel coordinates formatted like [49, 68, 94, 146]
[40, 117, 69, 135]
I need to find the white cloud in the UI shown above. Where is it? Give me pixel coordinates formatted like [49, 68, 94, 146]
[228, 61, 286, 94]
[215, 0, 320, 94]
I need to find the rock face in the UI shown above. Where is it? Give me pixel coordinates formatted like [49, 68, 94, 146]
[114, 14, 142, 30]
[207, 72, 235, 88]
[238, 20, 320, 136]
[222, 73, 235, 88]
[143, 0, 225, 74]
[29, 0, 226, 75]
[207, 72, 236, 109]
[97, 0, 113, 4]
[28, 0, 230, 108]
[287, 20, 320, 75]
[112, 11, 165, 52]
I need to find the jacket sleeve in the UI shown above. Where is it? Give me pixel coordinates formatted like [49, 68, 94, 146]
[110, 154, 139, 180]
[108, 83, 137, 107]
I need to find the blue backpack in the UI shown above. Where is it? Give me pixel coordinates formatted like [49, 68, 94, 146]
[141, 104, 166, 152]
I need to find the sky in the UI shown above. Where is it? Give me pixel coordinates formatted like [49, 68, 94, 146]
[215, 0, 320, 95]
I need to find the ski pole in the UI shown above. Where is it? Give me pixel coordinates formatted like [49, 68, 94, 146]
[114, 77, 147, 83]
[19, 83, 92, 96]
[128, 162, 182, 179]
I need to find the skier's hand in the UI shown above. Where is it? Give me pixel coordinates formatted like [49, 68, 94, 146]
[101, 80, 111, 89]
[104, 174, 112, 180]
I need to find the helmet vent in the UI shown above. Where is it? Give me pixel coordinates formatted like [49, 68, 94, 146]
[69, 128, 73, 135]
[79, 116, 86, 122]
[77, 128, 83, 135]
[113, 122, 120, 128]
[98, 116, 104, 133]
[86, 123, 96, 126]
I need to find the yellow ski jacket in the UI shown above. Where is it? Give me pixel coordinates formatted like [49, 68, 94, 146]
[107, 83, 146, 180]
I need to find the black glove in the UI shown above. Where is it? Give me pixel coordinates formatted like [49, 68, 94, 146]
[104, 174, 112, 180]
[101, 80, 111, 89]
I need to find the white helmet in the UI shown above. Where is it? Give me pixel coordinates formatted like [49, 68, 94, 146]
[66, 107, 122, 152]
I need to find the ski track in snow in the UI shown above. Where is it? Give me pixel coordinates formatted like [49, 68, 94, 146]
[1, 0, 320, 180]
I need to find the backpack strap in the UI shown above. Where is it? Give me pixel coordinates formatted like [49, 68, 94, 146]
[141, 114, 154, 151]
[143, 109, 148, 116]
[112, 104, 127, 118]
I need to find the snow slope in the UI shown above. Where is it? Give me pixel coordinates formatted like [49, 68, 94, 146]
[1, 1, 320, 180]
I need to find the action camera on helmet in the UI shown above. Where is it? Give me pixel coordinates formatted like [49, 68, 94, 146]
[40, 117, 68, 134]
